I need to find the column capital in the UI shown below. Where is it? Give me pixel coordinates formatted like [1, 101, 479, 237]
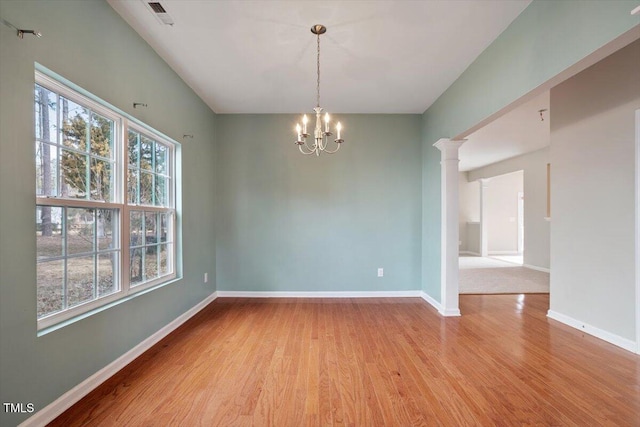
[433, 138, 465, 152]
[434, 138, 466, 161]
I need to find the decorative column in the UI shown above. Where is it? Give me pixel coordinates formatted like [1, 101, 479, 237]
[434, 138, 465, 317]
[479, 178, 490, 257]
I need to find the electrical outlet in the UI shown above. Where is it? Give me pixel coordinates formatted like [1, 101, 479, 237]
[204, 273, 208, 283]
[377, 268, 384, 277]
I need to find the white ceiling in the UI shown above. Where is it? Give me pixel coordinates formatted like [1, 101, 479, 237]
[459, 91, 550, 172]
[107, 0, 530, 114]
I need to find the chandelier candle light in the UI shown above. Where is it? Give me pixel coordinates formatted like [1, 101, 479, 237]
[295, 24, 344, 155]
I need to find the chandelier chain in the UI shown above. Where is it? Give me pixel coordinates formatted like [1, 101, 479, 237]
[316, 32, 320, 108]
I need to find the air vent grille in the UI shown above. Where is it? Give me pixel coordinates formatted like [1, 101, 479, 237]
[145, 1, 174, 26]
[148, 2, 166, 14]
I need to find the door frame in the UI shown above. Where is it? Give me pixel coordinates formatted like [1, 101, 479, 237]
[517, 191, 524, 255]
[635, 108, 640, 354]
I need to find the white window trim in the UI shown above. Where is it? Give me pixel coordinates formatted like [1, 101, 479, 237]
[35, 69, 178, 331]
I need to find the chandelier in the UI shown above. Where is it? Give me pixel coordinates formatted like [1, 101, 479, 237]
[295, 24, 344, 155]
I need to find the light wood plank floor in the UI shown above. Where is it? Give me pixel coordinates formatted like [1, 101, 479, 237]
[51, 295, 640, 426]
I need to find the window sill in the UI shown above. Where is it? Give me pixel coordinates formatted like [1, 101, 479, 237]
[37, 276, 181, 337]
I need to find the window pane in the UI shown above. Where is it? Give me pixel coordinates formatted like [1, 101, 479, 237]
[140, 171, 153, 205]
[140, 136, 154, 171]
[97, 209, 116, 251]
[145, 212, 157, 245]
[128, 130, 139, 165]
[128, 169, 139, 204]
[36, 142, 58, 197]
[159, 244, 169, 275]
[130, 211, 143, 247]
[155, 143, 167, 174]
[67, 208, 94, 255]
[37, 206, 64, 260]
[130, 248, 143, 285]
[155, 175, 167, 206]
[145, 246, 158, 280]
[67, 256, 95, 307]
[37, 259, 64, 318]
[90, 112, 113, 159]
[159, 213, 169, 243]
[60, 149, 88, 199]
[35, 85, 57, 143]
[90, 157, 112, 202]
[98, 253, 117, 297]
[61, 97, 89, 152]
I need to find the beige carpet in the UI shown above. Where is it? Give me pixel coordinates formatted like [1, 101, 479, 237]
[459, 256, 549, 294]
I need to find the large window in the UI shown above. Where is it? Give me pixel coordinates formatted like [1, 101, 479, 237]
[35, 71, 177, 329]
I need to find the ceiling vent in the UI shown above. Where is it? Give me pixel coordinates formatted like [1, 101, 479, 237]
[145, 1, 174, 26]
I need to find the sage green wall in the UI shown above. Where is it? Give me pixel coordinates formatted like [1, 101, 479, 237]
[2, 0, 638, 424]
[216, 114, 422, 292]
[0, 1, 217, 425]
[421, 0, 639, 300]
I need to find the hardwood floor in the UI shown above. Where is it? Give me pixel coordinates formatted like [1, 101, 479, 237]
[50, 295, 640, 426]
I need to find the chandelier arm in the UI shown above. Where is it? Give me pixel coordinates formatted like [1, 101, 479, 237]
[302, 139, 317, 153]
[298, 142, 317, 155]
[322, 141, 342, 154]
[298, 145, 316, 155]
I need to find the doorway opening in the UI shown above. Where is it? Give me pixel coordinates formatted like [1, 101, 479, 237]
[459, 168, 546, 294]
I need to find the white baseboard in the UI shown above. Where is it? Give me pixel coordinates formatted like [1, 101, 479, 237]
[420, 292, 460, 316]
[216, 290, 421, 298]
[441, 307, 462, 316]
[19, 292, 219, 427]
[547, 310, 637, 353]
[459, 251, 480, 256]
[220, 290, 459, 316]
[488, 251, 520, 255]
[524, 264, 551, 273]
[420, 291, 441, 311]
